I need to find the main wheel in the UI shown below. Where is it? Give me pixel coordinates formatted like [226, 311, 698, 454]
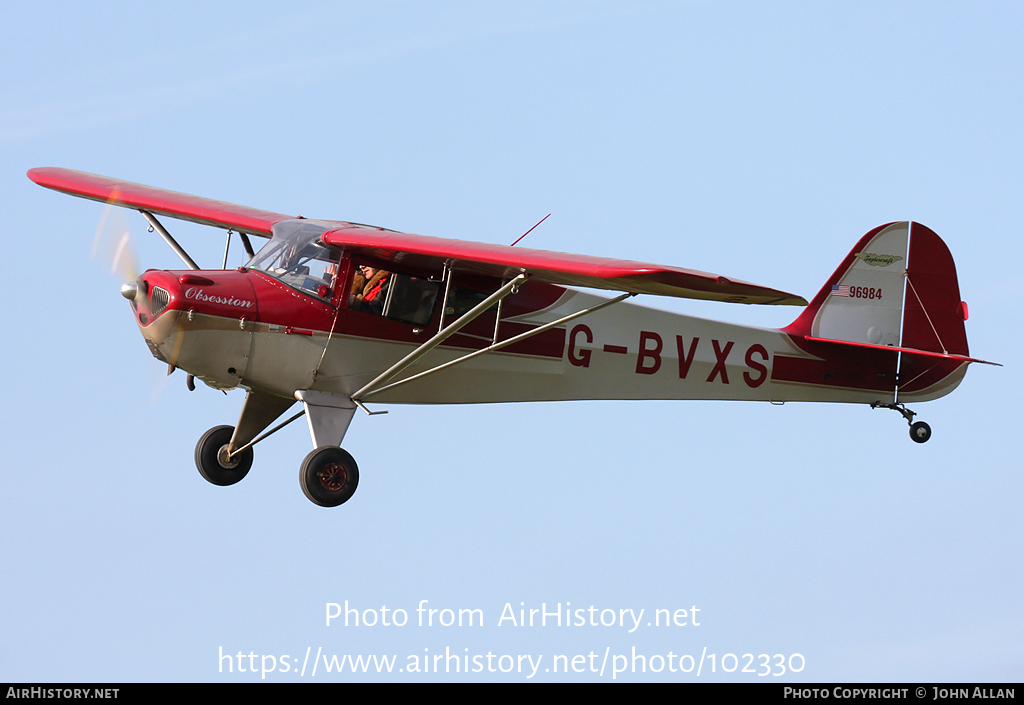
[300, 446, 359, 507]
[194, 425, 253, 486]
[909, 421, 932, 444]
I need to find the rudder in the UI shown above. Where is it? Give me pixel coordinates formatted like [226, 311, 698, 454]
[897, 222, 970, 400]
[900, 222, 969, 356]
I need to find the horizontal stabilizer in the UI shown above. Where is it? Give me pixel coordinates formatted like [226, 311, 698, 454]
[805, 336, 1000, 366]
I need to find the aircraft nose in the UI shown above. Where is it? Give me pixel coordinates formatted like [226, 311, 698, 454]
[127, 272, 181, 331]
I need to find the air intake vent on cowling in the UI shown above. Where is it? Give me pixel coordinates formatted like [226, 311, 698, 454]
[150, 286, 170, 317]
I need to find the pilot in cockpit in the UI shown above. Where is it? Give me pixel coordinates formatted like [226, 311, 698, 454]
[351, 264, 391, 315]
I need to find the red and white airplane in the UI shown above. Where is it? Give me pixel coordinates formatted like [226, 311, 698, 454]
[29, 167, 997, 507]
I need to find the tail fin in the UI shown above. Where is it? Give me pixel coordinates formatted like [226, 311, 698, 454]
[785, 222, 914, 346]
[784, 222, 976, 401]
[785, 222, 969, 354]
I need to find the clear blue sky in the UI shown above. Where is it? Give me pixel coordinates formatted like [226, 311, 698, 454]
[1, 1, 1020, 682]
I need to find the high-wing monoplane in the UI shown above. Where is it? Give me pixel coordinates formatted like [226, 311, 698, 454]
[29, 168, 997, 507]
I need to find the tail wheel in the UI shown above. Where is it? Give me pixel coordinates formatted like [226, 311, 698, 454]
[195, 425, 253, 485]
[871, 402, 933, 444]
[300, 446, 359, 507]
[909, 421, 932, 444]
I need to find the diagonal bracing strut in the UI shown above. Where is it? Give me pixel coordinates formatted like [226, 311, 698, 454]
[355, 291, 635, 402]
[350, 273, 529, 406]
[139, 210, 200, 270]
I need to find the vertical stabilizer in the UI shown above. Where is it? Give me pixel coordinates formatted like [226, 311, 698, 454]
[785, 222, 909, 345]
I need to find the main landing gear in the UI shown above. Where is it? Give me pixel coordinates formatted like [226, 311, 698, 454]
[194, 426, 361, 507]
[871, 402, 932, 443]
[194, 389, 362, 507]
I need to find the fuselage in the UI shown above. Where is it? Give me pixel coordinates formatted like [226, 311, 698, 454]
[129, 255, 964, 410]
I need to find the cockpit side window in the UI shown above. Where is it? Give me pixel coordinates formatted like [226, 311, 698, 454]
[443, 286, 498, 319]
[385, 274, 440, 325]
[350, 263, 439, 326]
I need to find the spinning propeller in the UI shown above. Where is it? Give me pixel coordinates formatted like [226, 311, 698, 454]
[91, 198, 139, 291]
[92, 199, 196, 396]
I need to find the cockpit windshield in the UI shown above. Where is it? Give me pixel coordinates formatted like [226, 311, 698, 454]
[247, 220, 339, 300]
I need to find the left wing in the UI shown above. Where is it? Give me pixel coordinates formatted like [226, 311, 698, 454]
[28, 167, 293, 237]
[30, 167, 806, 305]
[322, 224, 807, 306]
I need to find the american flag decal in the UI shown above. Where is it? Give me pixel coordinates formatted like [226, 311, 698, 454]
[831, 284, 851, 297]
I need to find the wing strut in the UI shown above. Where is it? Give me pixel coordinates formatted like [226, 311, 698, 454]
[239, 233, 256, 259]
[221, 230, 232, 269]
[357, 291, 636, 402]
[351, 274, 528, 407]
[140, 210, 200, 270]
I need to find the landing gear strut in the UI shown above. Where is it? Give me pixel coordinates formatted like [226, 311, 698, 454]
[871, 402, 932, 443]
[194, 425, 254, 485]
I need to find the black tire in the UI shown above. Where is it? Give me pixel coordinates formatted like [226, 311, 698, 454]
[909, 421, 932, 444]
[194, 425, 253, 486]
[300, 446, 359, 507]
